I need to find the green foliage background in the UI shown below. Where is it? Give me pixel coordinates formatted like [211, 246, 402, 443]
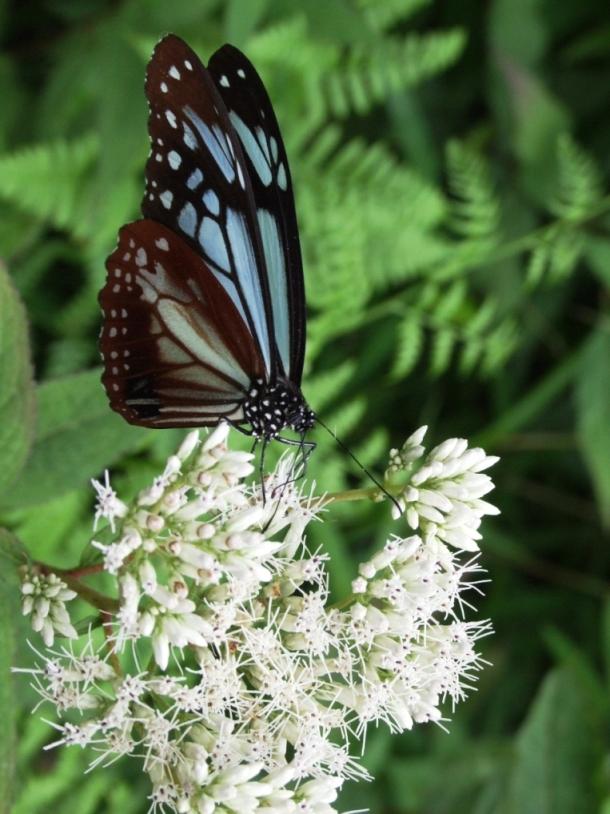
[1, 0, 609, 811]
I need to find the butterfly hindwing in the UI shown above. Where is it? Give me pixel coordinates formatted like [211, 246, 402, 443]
[100, 219, 264, 427]
[208, 45, 306, 385]
[142, 35, 276, 379]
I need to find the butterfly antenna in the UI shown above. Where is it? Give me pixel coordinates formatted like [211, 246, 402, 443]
[314, 415, 402, 515]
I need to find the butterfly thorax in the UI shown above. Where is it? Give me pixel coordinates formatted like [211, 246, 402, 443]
[244, 378, 315, 440]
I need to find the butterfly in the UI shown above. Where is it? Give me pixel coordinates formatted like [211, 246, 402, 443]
[99, 35, 315, 457]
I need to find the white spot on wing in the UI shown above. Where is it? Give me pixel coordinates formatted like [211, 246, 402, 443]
[155, 237, 169, 251]
[165, 110, 178, 129]
[187, 168, 203, 189]
[237, 68, 246, 78]
[169, 65, 181, 80]
[160, 190, 174, 209]
[184, 59, 193, 71]
[220, 75, 230, 87]
[270, 136, 279, 162]
[277, 162, 287, 191]
[183, 123, 197, 150]
[136, 248, 148, 266]
[178, 202, 197, 237]
[160, 82, 168, 93]
[168, 150, 182, 170]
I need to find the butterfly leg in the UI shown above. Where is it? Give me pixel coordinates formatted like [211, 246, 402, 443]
[259, 438, 268, 506]
[270, 436, 316, 497]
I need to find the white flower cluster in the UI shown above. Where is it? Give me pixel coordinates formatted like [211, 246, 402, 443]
[20, 567, 78, 646]
[18, 424, 497, 814]
[387, 426, 500, 551]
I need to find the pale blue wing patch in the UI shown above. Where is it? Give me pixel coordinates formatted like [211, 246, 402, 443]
[226, 207, 271, 373]
[199, 217, 229, 271]
[257, 209, 289, 374]
[178, 202, 198, 237]
[229, 112, 272, 186]
[187, 168, 203, 189]
[185, 106, 235, 183]
[203, 189, 220, 216]
[229, 111, 287, 192]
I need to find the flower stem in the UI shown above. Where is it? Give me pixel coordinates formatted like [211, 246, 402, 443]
[62, 574, 119, 613]
[318, 486, 380, 506]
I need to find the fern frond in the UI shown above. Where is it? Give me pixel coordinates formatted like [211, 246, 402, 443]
[434, 279, 467, 320]
[462, 298, 498, 336]
[248, 16, 334, 78]
[526, 225, 583, 287]
[299, 137, 449, 291]
[0, 135, 98, 233]
[356, 0, 432, 32]
[526, 243, 549, 288]
[446, 140, 501, 240]
[306, 361, 358, 410]
[324, 397, 367, 437]
[548, 229, 583, 281]
[326, 138, 445, 228]
[430, 327, 455, 375]
[480, 319, 519, 375]
[301, 184, 369, 313]
[391, 313, 423, 379]
[323, 30, 466, 118]
[551, 134, 603, 220]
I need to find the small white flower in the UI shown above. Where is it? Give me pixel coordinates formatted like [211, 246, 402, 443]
[20, 569, 77, 646]
[91, 470, 127, 532]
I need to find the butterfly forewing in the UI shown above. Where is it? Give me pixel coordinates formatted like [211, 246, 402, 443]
[208, 45, 306, 384]
[142, 35, 276, 378]
[100, 219, 264, 427]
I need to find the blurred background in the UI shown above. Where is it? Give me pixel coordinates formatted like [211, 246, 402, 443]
[1, 0, 609, 811]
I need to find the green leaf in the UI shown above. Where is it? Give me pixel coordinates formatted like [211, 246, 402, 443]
[543, 627, 607, 716]
[584, 235, 610, 288]
[224, 0, 269, 43]
[2, 369, 150, 510]
[575, 327, 610, 526]
[506, 669, 604, 814]
[0, 266, 35, 495]
[602, 596, 610, 693]
[0, 531, 20, 813]
[0, 527, 29, 570]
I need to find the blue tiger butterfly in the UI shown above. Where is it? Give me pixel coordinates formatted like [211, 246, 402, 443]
[99, 35, 316, 453]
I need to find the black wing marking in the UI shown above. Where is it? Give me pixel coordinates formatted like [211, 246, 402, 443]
[142, 34, 277, 381]
[208, 44, 306, 385]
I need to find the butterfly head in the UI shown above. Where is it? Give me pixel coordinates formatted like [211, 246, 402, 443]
[287, 400, 316, 435]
